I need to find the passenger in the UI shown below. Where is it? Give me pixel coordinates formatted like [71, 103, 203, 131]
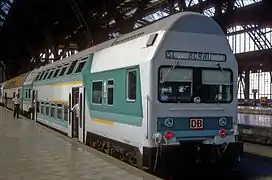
[71, 98, 80, 118]
[71, 98, 80, 137]
[12, 94, 20, 119]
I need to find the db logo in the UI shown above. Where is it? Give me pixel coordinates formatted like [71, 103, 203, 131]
[190, 119, 204, 129]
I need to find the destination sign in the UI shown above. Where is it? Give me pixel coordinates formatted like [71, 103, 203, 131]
[165, 50, 226, 62]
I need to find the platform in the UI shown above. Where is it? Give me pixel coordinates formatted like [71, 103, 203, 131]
[0, 107, 158, 180]
[238, 113, 272, 127]
[238, 106, 272, 115]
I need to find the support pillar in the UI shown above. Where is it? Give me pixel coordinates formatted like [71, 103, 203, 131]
[244, 70, 250, 100]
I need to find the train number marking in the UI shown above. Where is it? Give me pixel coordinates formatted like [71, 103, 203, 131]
[189, 119, 203, 129]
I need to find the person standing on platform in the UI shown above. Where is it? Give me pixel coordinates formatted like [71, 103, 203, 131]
[12, 94, 20, 119]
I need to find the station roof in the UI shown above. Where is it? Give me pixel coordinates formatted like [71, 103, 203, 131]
[0, 0, 272, 77]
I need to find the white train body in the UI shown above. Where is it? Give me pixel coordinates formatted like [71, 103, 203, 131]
[3, 12, 243, 170]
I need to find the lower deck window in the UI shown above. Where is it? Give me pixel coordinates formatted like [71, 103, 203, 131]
[36, 102, 40, 113]
[64, 105, 68, 121]
[45, 104, 49, 116]
[41, 105, 44, 114]
[51, 104, 55, 117]
[57, 104, 63, 119]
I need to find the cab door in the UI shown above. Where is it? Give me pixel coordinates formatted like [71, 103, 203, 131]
[78, 86, 85, 143]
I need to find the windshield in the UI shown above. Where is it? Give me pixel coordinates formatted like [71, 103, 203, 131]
[159, 68, 193, 103]
[201, 69, 232, 102]
[158, 67, 233, 103]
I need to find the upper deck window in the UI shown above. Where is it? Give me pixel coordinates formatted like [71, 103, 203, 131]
[59, 64, 69, 77]
[38, 71, 45, 81]
[66, 60, 78, 75]
[75, 61, 86, 73]
[47, 68, 55, 79]
[34, 73, 41, 81]
[42, 69, 50, 80]
[53, 65, 62, 78]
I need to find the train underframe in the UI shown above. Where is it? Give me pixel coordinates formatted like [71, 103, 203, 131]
[143, 141, 243, 173]
[86, 132, 243, 178]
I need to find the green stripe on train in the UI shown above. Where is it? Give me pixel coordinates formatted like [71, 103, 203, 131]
[82, 54, 143, 126]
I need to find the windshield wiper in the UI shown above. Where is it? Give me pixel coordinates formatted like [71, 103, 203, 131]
[216, 63, 224, 72]
[160, 60, 180, 84]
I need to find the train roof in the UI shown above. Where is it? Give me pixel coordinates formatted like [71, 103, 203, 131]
[4, 73, 29, 89]
[36, 11, 224, 72]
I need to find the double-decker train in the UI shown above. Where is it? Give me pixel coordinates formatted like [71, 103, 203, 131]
[0, 11, 243, 173]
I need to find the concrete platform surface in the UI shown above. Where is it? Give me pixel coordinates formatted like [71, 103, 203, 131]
[0, 107, 158, 180]
[238, 113, 272, 127]
[238, 106, 272, 115]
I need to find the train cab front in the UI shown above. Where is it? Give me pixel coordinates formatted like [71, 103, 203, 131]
[146, 62, 243, 171]
[152, 119, 243, 168]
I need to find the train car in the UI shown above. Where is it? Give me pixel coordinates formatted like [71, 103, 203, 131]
[0, 81, 6, 105]
[3, 73, 29, 110]
[31, 11, 242, 173]
[22, 68, 41, 118]
[32, 51, 94, 133]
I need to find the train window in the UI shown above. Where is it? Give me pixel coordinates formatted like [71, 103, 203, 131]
[107, 80, 114, 105]
[51, 104, 55, 117]
[38, 71, 45, 81]
[126, 70, 137, 101]
[66, 60, 78, 75]
[92, 81, 103, 104]
[201, 69, 232, 102]
[45, 103, 50, 116]
[41, 105, 44, 114]
[37, 101, 40, 113]
[75, 61, 86, 73]
[34, 73, 41, 81]
[40, 102, 44, 114]
[158, 68, 193, 103]
[42, 70, 50, 80]
[53, 67, 61, 78]
[47, 68, 55, 79]
[56, 104, 63, 119]
[59, 65, 68, 77]
[25, 90, 28, 99]
[64, 105, 68, 121]
[28, 89, 31, 98]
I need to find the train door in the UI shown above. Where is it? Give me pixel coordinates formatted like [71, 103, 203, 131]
[68, 87, 83, 141]
[78, 87, 85, 143]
